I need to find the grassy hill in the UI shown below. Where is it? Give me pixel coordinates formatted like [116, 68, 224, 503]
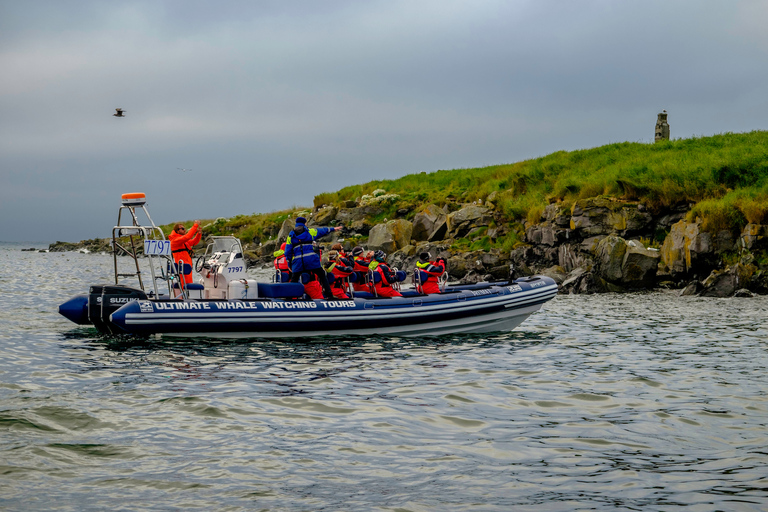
[178, 130, 768, 252]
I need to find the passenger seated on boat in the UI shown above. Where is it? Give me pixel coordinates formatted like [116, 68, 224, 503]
[351, 246, 373, 293]
[273, 242, 290, 283]
[324, 250, 354, 299]
[415, 252, 447, 294]
[369, 250, 403, 297]
[330, 243, 348, 262]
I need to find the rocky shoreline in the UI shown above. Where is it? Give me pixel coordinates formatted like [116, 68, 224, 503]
[47, 195, 768, 297]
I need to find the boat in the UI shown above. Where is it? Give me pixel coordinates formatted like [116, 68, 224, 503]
[58, 193, 558, 338]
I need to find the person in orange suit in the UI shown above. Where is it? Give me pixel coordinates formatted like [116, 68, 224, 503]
[169, 220, 201, 284]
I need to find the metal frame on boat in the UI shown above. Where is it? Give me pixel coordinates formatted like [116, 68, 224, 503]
[59, 193, 558, 338]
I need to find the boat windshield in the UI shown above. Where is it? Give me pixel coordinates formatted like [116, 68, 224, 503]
[211, 237, 243, 255]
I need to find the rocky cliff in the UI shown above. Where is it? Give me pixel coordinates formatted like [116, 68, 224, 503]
[240, 193, 768, 298]
[46, 194, 768, 298]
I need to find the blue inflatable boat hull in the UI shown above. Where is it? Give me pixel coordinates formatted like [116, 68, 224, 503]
[107, 277, 558, 338]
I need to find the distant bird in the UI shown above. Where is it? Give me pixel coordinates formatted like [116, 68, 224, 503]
[113, 108, 126, 117]
[177, 168, 192, 172]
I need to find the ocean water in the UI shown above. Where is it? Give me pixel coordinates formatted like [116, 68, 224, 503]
[1, 242, 767, 511]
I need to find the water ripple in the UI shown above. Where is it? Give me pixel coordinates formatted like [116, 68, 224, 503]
[1, 246, 767, 510]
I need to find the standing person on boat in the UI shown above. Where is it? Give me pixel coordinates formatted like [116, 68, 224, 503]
[369, 251, 403, 297]
[415, 252, 447, 294]
[273, 242, 290, 282]
[324, 249, 354, 299]
[169, 220, 201, 284]
[351, 246, 373, 293]
[284, 217, 341, 300]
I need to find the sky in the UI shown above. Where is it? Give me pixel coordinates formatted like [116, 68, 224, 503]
[1, 0, 767, 242]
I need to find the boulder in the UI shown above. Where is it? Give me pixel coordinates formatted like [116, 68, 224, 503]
[557, 243, 594, 272]
[699, 269, 737, 297]
[412, 204, 448, 242]
[660, 220, 714, 278]
[594, 236, 659, 289]
[525, 223, 571, 247]
[595, 235, 627, 283]
[700, 263, 756, 297]
[739, 224, 768, 251]
[679, 281, 703, 296]
[484, 190, 499, 209]
[261, 239, 279, 258]
[561, 267, 587, 291]
[447, 255, 470, 279]
[446, 205, 493, 238]
[310, 206, 338, 226]
[540, 265, 568, 284]
[543, 203, 572, 228]
[367, 219, 413, 254]
[335, 206, 383, 235]
[570, 198, 652, 237]
[276, 219, 294, 244]
[621, 242, 660, 289]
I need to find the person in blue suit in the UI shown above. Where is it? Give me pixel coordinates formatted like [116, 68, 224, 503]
[284, 216, 342, 300]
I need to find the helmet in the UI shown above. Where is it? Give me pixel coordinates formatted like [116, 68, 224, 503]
[419, 252, 431, 262]
[351, 246, 364, 257]
[374, 250, 386, 262]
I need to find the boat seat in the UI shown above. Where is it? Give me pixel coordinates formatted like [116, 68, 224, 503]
[257, 282, 305, 298]
[172, 282, 204, 291]
[168, 261, 204, 292]
[168, 262, 193, 276]
[400, 290, 422, 297]
[443, 282, 497, 293]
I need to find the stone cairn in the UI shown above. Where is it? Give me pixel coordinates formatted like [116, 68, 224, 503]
[655, 110, 670, 142]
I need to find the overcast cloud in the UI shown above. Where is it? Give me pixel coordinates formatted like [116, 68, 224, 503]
[1, 0, 767, 242]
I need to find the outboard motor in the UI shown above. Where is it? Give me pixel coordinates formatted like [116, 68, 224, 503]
[88, 284, 147, 333]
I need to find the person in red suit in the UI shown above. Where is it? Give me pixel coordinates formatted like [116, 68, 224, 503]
[415, 252, 446, 294]
[369, 251, 403, 297]
[324, 250, 354, 299]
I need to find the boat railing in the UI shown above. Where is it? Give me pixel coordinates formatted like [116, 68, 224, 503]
[110, 193, 179, 298]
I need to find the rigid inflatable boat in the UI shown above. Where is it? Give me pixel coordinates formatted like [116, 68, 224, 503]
[58, 193, 558, 338]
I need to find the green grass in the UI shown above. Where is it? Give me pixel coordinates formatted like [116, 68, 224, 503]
[179, 131, 768, 251]
[315, 131, 768, 222]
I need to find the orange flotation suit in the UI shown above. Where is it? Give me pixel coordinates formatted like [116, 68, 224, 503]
[169, 223, 201, 284]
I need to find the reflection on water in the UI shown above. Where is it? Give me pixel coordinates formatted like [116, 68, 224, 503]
[1, 245, 767, 511]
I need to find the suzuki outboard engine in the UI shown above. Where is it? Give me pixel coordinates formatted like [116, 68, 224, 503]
[88, 284, 147, 333]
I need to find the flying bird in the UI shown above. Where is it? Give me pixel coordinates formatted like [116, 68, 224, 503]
[113, 108, 126, 117]
[177, 168, 192, 172]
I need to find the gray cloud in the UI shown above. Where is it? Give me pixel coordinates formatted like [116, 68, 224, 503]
[1, 0, 766, 241]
